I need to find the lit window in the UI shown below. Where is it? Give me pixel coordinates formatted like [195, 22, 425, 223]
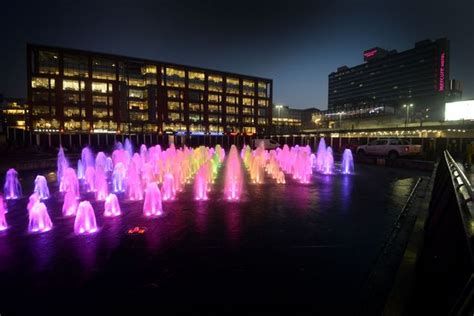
[63, 80, 80, 91]
[31, 77, 50, 89]
[92, 82, 108, 93]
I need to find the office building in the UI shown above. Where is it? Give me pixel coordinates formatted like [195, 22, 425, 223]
[27, 44, 272, 135]
[328, 38, 449, 119]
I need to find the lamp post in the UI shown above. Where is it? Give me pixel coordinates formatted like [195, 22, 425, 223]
[403, 103, 413, 128]
[275, 105, 283, 133]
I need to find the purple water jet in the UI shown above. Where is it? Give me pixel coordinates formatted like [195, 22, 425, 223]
[104, 193, 121, 217]
[34, 175, 50, 200]
[143, 182, 163, 217]
[3, 168, 22, 200]
[0, 195, 7, 231]
[28, 202, 53, 233]
[62, 191, 78, 217]
[224, 145, 243, 201]
[341, 149, 354, 175]
[161, 173, 176, 201]
[74, 201, 98, 234]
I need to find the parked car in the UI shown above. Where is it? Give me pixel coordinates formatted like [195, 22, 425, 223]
[252, 138, 280, 150]
[356, 138, 422, 159]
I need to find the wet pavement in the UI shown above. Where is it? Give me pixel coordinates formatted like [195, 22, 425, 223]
[0, 164, 428, 313]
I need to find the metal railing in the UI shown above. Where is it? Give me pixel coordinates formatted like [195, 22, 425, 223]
[411, 150, 474, 315]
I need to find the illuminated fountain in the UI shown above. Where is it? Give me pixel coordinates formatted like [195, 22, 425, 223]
[0, 195, 7, 231]
[124, 138, 133, 160]
[84, 166, 96, 192]
[34, 175, 50, 200]
[28, 202, 53, 233]
[276, 170, 286, 184]
[127, 161, 143, 200]
[74, 201, 98, 234]
[161, 173, 176, 201]
[143, 182, 163, 217]
[341, 149, 354, 175]
[59, 167, 80, 198]
[81, 146, 95, 170]
[95, 152, 108, 174]
[57, 146, 69, 184]
[77, 159, 85, 180]
[62, 191, 78, 217]
[27, 193, 40, 213]
[323, 147, 335, 175]
[112, 162, 127, 193]
[194, 166, 209, 200]
[3, 168, 22, 200]
[224, 145, 243, 201]
[315, 138, 327, 172]
[104, 193, 121, 217]
[95, 169, 108, 201]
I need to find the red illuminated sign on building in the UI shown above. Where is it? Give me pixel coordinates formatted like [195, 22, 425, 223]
[439, 52, 445, 92]
[363, 49, 378, 59]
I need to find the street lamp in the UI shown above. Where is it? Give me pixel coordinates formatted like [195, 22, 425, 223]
[403, 103, 413, 128]
[337, 111, 345, 129]
[275, 105, 283, 133]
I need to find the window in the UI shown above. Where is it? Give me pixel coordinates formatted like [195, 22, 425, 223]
[129, 89, 145, 98]
[130, 111, 148, 121]
[92, 82, 108, 93]
[242, 97, 254, 106]
[141, 65, 157, 74]
[208, 104, 221, 113]
[258, 82, 268, 98]
[64, 106, 82, 118]
[38, 51, 59, 75]
[226, 96, 238, 104]
[167, 90, 183, 99]
[243, 117, 254, 124]
[63, 93, 83, 105]
[92, 95, 108, 106]
[258, 118, 267, 125]
[188, 71, 205, 90]
[209, 125, 224, 133]
[92, 108, 109, 119]
[32, 106, 50, 115]
[258, 99, 268, 107]
[208, 115, 221, 123]
[242, 107, 253, 115]
[63, 80, 80, 91]
[167, 101, 183, 111]
[168, 112, 181, 121]
[189, 113, 202, 122]
[208, 75, 223, 92]
[208, 94, 222, 102]
[189, 103, 202, 112]
[227, 115, 238, 123]
[92, 58, 115, 80]
[189, 91, 203, 102]
[129, 101, 147, 110]
[166, 68, 185, 88]
[226, 77, 240, 94]
[31, 77, 50, 89]
[243, 80, 255, 96]
[258, 108, 267, 116]
[226, 106, 237, 114]
[64, 54, 88, 77]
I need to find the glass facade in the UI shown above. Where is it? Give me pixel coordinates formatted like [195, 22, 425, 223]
[28, 44, 272, 134]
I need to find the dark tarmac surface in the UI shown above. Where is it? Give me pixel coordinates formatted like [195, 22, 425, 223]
[0, 163, 428, 313]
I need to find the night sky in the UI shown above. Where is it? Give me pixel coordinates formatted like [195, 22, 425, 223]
[1, 0, 473, 109]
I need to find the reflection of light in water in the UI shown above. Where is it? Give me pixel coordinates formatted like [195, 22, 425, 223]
[340, 175, 353, 213]
[390, 178, 415, 204]
[225, 204, 241, 248]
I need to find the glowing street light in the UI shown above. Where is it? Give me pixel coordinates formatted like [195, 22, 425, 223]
[403, 103, 413, 128]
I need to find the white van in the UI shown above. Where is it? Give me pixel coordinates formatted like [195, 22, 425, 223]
[252, 138, 280, 150]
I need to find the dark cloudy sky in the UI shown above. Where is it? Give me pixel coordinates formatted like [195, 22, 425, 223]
[1, 0, 473, 109]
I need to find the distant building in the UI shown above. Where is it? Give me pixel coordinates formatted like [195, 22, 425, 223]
[27, 44, 273, 135]
[328, 38, 450, 120]
[447, 79, 462, 102]
[272, 105, 302, 133]
[0, 97, 28, 131]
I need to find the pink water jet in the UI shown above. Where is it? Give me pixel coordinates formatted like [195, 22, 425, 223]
[143, 182, 163, 217]
[62, 191, 78, 217]
[341, 149, 354, 175]
[57, 146, 69, 184]
[34, 175, 50, 200]
[323, 147, 335, 175]
[74, 201, 98, 234]
[85, 166, 96, 192]
[127, 161, 143, 200]
[95, 169, 108, 201]
[161, 173, 176, 201]
[112, 162, 126, 193]
[27, 193, 40, 213]
[28, 202, 53, 233]
[194, 166, 208, 200]
[3, 168, 22, 200]
[0, 195, 7, 231]
[224, 145, 243, 201]
[60, 167, 80, 197]
[104, 193, 121, 217]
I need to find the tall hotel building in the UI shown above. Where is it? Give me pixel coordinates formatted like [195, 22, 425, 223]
[27, 44, 272, 135]
[328, 38, 449, 118]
